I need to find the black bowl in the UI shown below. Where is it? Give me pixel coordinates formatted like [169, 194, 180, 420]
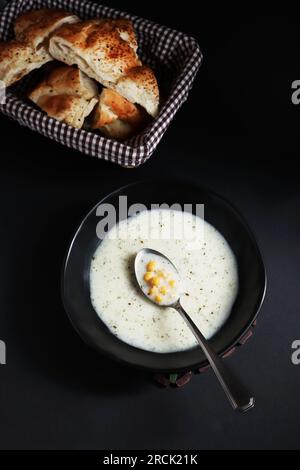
[62, 180, 266, 373]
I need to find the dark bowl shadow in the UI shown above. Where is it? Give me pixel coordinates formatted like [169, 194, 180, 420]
[8, 206, 150, 396]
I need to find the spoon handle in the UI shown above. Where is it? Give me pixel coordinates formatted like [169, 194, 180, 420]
[175, 302, 255, 413]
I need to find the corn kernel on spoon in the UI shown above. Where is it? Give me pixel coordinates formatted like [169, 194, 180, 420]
[134, 248, 255, 413]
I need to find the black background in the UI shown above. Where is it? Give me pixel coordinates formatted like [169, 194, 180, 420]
[1, 0, 300, 450]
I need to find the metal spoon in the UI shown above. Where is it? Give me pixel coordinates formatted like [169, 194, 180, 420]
[135, 248, 255, 412]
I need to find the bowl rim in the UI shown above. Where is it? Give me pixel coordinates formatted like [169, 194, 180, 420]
[61, 179, 267, 373]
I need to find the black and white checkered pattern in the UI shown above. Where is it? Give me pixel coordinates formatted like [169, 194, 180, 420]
[0, 0, 202, 167]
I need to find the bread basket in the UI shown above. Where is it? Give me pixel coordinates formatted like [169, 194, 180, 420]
[0, 0, 203, 167]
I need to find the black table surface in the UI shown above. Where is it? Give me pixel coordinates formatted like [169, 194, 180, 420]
[1, 1, 300, 450]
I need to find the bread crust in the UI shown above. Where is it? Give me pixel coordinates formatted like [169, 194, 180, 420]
[29, 64, 98, 102]
[36, 94, 98, 128]
[91, 87, 147, 140]
[49, 18, 159, 117]
[0, 40, 52, 86]
[14, 8, 80, 48]
[0, 8, 160, 136]
[114, 65, 159, 117]
[28, 64, 98, 128]
[49, 19, 141, 86]
[0, 9, 80, 87]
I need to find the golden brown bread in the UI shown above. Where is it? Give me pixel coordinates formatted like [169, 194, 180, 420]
[0, 40, 51, 87]
[49, 19, 141, 87]
[29, 64, 98, 102]
[36, 94, 97, 128]
[0, 8, 160, 139]
[91, 88, 147, 140]
[49, 18, 159, 117]
[114, 65, 159, 117]
[0, 9, 80, 87]
[14, 8, 80, 48]
[28, 65, 98, 128]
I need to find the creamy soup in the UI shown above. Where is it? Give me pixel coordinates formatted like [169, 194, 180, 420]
[90, 209, 238, 353]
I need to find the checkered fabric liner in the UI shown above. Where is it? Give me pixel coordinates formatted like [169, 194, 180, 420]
[0, 0, 203, 167]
